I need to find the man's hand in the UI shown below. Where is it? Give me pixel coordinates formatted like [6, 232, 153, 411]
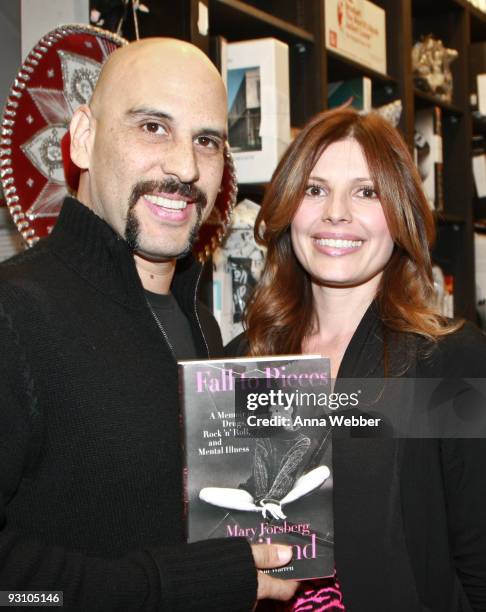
[251, 544, 299, 601]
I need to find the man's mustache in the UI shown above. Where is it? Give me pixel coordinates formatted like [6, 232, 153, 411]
[129, 178, 208, 210]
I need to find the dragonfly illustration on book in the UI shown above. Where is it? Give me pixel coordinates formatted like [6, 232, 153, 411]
[200, 404, 332, 520]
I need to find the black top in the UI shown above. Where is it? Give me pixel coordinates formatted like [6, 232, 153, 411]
[228, 305, 486, 611]
[145, 290, 198, 360]
[0, 198, 256, 611]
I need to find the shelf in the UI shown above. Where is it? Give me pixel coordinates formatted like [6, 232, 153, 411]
[326, 50, 396, 86]
[412, 0, 466, 17]
[469, 3, 486, 41]
[236, 182, 267, 203]
[474, 218, 486, 232]
[435, 211, 466, 225]
[473, 113, 486, 135]
[209, 0, 314, 46]
[413, 88, 464, 115]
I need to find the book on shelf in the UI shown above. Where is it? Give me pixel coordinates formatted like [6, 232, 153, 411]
[473, 154, 486, 198]
[414, 106, 444, 212]
[226, 37, 291, 184]
[469, 43, 486, 115]
[325, 0, 387, 75]
[443, 275, 454, 318]
[179, 354, 334, 581]
[432, 265, 454, 318]
[327, 77, 372, 112]
[472, 135, 486, 198]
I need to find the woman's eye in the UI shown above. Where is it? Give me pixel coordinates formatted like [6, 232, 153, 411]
[358, 186, 378, 199]
[305, 185, 325, 197]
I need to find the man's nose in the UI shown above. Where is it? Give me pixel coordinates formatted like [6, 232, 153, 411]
[161, 138, 199, 184]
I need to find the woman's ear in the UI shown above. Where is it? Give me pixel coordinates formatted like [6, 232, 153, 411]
[69, 105, 94, 170]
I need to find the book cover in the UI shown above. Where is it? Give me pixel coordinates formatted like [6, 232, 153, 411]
[328, 77, 372, 112]
[226, 38, 291, 183]
[325, 0, 387, 75]
[179, 355, 334, 581]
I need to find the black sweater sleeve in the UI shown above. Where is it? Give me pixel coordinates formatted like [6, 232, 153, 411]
[441, 439, 486, 611]
[0, 523, 256, 610]
[433, 324, 486, 610]
[0, 305, 257, 611]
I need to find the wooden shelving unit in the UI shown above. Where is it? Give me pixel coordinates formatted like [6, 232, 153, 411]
[126, 0, 486, 321]
[209, 0, 314, 44]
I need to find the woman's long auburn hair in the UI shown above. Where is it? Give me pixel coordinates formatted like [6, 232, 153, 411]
[245, 107, 462, 357]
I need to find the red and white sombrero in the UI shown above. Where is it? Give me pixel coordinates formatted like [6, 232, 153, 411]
[0, 24, 236, 261]
[0, 24, 126, 246]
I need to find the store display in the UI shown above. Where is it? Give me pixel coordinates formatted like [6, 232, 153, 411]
[212, 199, 266, 344]
[226, 38, 291, 183]
[412, 35, 457, 104]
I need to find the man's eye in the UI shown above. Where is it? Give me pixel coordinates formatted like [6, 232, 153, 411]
[305, 185, 325, 197]
[143, 122, 165, 135]
[196, 135, 219, 149]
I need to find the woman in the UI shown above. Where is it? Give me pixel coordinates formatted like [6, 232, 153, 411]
[229, 108, 486, 611]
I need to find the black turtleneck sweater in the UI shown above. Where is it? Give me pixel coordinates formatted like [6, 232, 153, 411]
[0, 198, 256, 610]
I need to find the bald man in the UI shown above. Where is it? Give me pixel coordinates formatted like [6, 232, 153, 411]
[0, 39, 297, 610]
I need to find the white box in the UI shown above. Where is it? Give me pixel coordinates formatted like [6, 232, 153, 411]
[477, 74, 486, 115]
[325, 0, 387, 75]
[473, 154, 486, 197]
[227, 38, 290, 184]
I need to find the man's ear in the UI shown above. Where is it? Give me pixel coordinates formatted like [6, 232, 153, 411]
[70, 105, 94, 170]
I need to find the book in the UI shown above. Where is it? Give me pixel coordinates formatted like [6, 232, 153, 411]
[473, 153, 486, 198]
[325, 0, 387, 75]
[328, 77, 372, 112]
[179, 355, 335, 581]
[414, 106, 444, 211]
[226, 38, 291, 183]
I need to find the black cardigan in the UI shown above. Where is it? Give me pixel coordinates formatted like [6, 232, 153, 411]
[228, 304, 486, 611]
[0, 198, 256, 611]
